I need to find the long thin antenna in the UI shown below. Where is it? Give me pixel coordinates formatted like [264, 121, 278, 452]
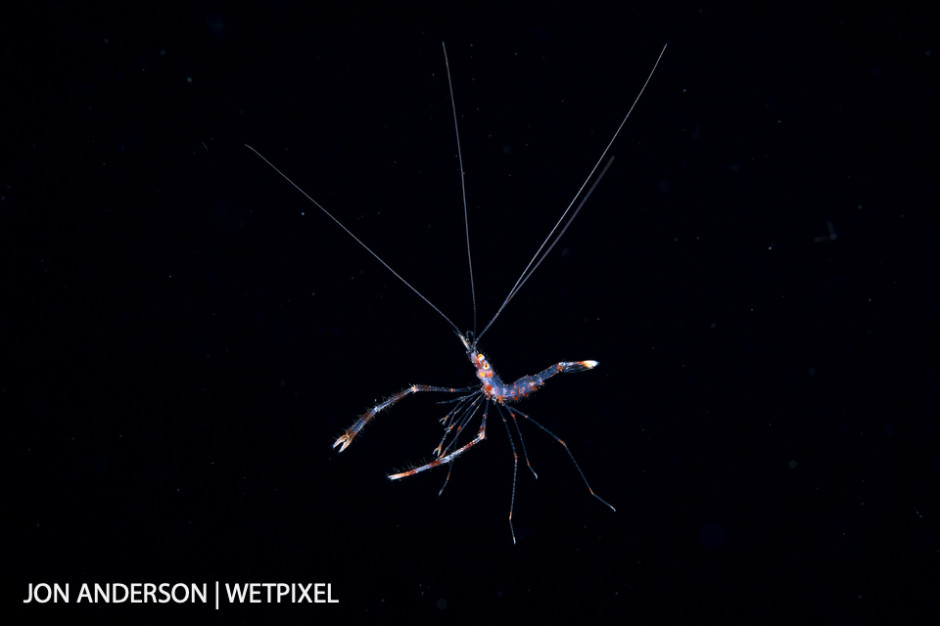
[477, 157, 616, 342]
[442, 41, 478, 336]
[475, 43, 668, 345]
[245, 144, 462, 337]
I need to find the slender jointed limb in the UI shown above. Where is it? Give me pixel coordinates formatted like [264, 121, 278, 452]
[387, 406, 489, 480]
[438, 463, 456, 497]
[435, 394, 484, 495]
[506, 405, 616, 513]
[497, 404, 521, 544]
[434, 392, 484, 457]
[507, 404, 538, 480]
[332, 384, 476, 452]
